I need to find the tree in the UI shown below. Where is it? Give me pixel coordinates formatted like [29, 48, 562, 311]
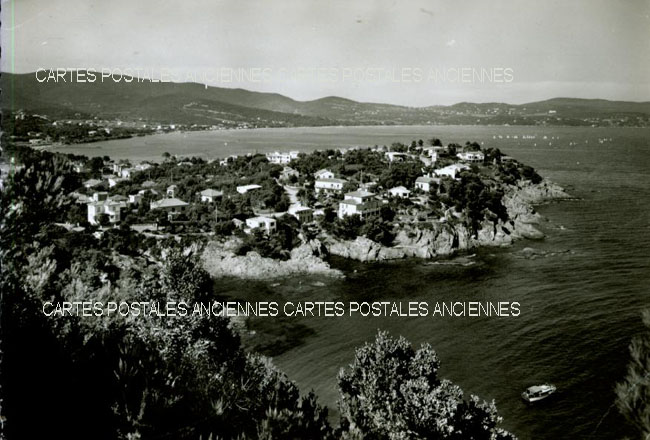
[88, 156, 105, 177]
[378, 161, 421, 189]
[0, 153, 80, 261]
[96, 213, 110, 227]
[297, 187, 316, 207]
[380, 205, 396, 222]
[338, 331, 514, 440]
[331, 214, 364, 240]
[617, 310, 650, 438]
[360, 216, 394, 246]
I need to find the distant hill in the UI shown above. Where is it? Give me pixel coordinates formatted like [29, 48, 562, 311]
[2, 72, 649, 127]
[519, 97, 650, 117]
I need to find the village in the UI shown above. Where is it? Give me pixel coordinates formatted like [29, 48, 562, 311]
[55, 136, 535, 255]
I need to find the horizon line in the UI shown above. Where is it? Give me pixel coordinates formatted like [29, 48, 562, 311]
[2, 70, 650, 109]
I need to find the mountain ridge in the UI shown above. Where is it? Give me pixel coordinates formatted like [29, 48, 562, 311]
[2, 72, 649, 127]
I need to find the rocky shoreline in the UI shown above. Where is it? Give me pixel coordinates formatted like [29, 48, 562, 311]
[201, 238, 344, 280]
[200, 180, 570, 278]
[326, 180, 571, 262]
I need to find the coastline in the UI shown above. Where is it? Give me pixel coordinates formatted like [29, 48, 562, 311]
[325, 179, 570, 262]
[200, 180, 571, 278]
[201, 237, 344, 280]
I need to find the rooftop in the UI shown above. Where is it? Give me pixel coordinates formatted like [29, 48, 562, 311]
[340, 199, 363, 205]
[247, 216, 276, 223]
[150, 198, 189, 209]
[289, 205, 313, 214]
[200, 188, 223, 196]
[316, 178, 347, 184]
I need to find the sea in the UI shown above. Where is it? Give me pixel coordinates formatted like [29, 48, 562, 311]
[53, 125, 650, 439]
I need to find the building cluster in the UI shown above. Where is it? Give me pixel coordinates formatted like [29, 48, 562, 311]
[76, 142, 486, 236]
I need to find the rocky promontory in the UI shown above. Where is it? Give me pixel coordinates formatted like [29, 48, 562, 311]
[201, 237, 343, 280]
[325, 180, 570, 262]
[200, 180, 570, 275]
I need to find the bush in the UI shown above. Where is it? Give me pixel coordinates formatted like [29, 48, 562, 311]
[338, 331, 515, 440]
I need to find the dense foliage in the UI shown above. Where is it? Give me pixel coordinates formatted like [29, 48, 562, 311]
[616, 310, 650, 438]
[0, 154, 332, 439]
[436, 173, 509, 234]
[338, 331, 515, 439]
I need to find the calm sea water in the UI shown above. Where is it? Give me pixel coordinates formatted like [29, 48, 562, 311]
[63, 126, 650, 439]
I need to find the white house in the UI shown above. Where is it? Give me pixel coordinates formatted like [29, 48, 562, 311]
[135, 163, 153, 171]
[434, 164, 470, 179]
[107, 176, 125, 188]
[388, 186, 411, 198]
[219, 155, 239, 167]
[385, 152, 407, 162]
[289, 205, 314, 223]
[87, 193, 127, 225]
[245, 216, 277, 234]
[338, 190, 381, 219]
[457, 151, 484, 163]
[120, 168, 134, 179]
[415, 176, 440, 192]
[150, 198, 189, 219]
[128, 193, 143, 205]
[421, 148, 439, 165]
[236, 184, 262, 194]
[200, 188, 223, 203]
[112, 163, 125, 174]
[267, 151, 299, 164]
[315, 178, 347, 194]
[314, 169, 334, 180]
[87, 201, 126, 225]
[71, 162, 84, 173]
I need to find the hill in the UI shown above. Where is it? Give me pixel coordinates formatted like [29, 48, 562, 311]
[2, 72, 649, 127]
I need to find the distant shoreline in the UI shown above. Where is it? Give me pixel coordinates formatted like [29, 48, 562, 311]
[46, 124, 649, 164]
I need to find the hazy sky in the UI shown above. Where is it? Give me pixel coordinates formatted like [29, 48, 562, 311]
[2, 0, 649, 106]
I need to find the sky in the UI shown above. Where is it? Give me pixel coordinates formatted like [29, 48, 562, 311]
[2, 0, 649, 106]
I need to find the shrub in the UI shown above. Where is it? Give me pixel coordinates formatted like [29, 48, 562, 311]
[338, 331, 515, 440]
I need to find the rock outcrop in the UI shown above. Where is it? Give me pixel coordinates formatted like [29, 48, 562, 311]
[326, 180, 570, 262]
[201, 238, 343, 280]
[201, 180, 570, 274]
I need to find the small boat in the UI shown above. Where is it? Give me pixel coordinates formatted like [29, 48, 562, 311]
[521, 383, 556, 403]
